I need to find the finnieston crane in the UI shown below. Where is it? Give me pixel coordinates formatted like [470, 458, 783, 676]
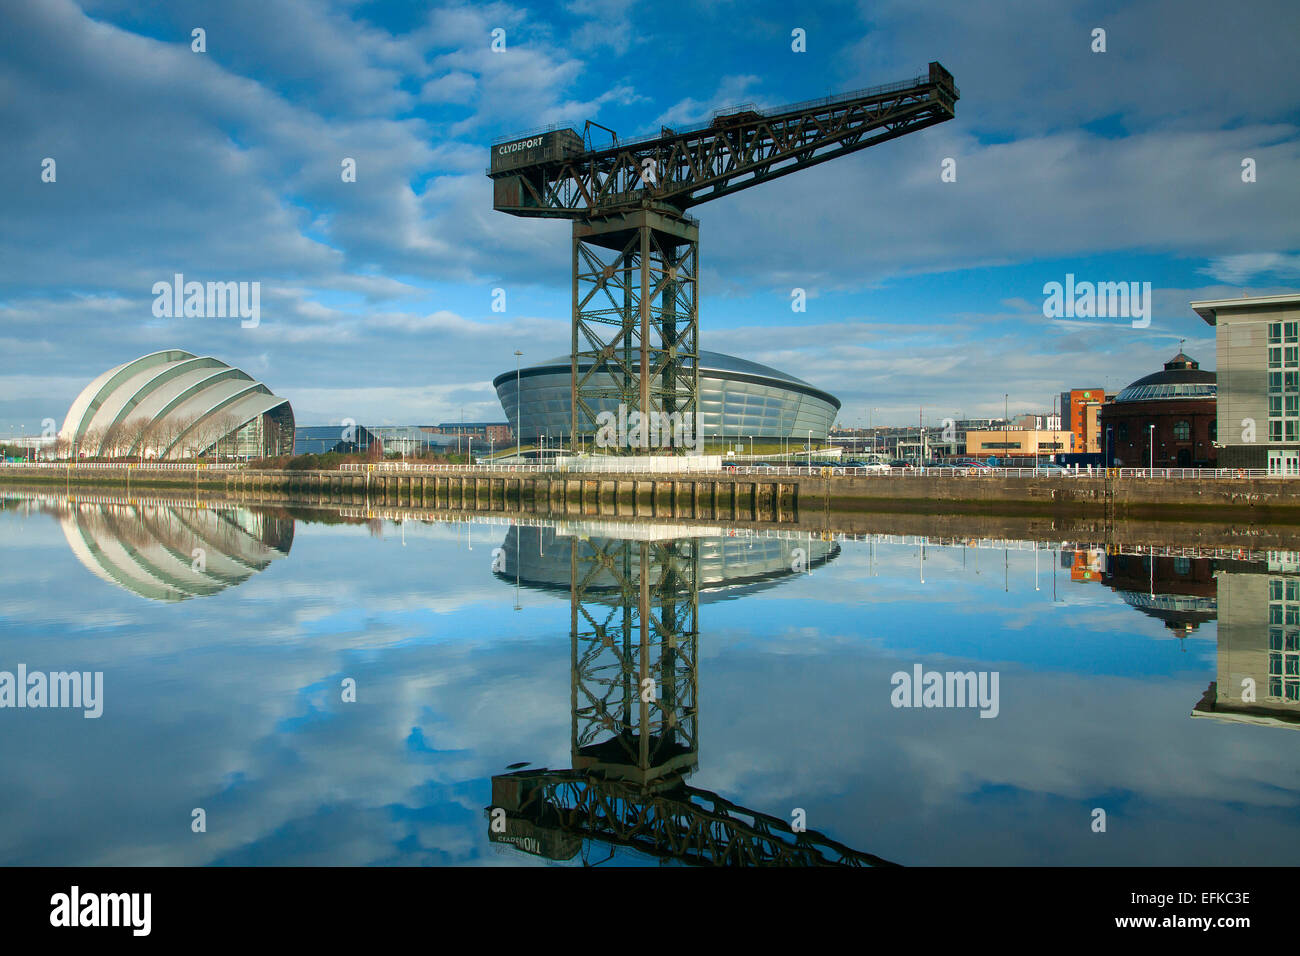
[487, 62, 959, 456]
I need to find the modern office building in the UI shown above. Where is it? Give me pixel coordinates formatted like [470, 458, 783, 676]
[963, 427, 1074, 461]
[1059, 388, 1110, 454]
[1098, 351, 1217, 467]
[435, 422, 512, 443]
[1193, 293, 1300, 473]
[493, 351, 840, 447]
[59, 349, 294, 460]
[292, 424, 382, 456]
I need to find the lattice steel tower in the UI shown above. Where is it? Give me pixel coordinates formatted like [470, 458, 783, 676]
[487, 63, 959, 455]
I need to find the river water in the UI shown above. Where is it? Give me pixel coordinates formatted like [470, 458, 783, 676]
[1, 492, 1298, 866]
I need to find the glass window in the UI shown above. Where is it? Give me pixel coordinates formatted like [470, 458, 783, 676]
[1288, 321, 1299, 343]
[1271, 420, 1283, 442]
[1288, 420, 1298, 442]
[1117, 422, 1128, 441]
[1288, 347, 1299, 367]
[1272, 580, 1284, 599]
[1210, 420, 1217, 442]
[1272, 627, 1285, 650]
[1271, 396, 1283, 416]
[1290, 580, 1300, 601]
[1288, 372, 1299, 393]
[1173, 420, 1190, 440]
[1270, 372, 1283, 392]
[1288, 396, 1299, 416]
[1270, 347, 1283, 369]
[1270, 322, 1283, 343]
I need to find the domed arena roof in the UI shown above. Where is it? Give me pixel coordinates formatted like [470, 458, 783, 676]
[59, 349, 294, 460]
[58, 499, 293, 602]
[493, 349, 840, 409]
[1112, 352, 1216, 403]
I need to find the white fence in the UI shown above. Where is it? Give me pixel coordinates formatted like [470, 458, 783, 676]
[3, 460, 1288, 480]
[337, 461, 1286, 480]
[0, 461, 244, 471]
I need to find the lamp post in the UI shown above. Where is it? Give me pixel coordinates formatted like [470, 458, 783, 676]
[807, 429, 813, 466]
[1148, 423, 1154, 473]
[469, 435, 473, 465]
[514, 349, 522, 462]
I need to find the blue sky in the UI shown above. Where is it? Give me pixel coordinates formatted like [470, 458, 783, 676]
[2, 0, 1298, 431]
[6, 502, 1297, 866]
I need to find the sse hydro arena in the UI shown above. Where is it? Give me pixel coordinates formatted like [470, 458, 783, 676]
[493, 351, 840, 446]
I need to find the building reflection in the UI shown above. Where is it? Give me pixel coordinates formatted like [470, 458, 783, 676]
[52, 496, 293, 602]
[1196, 552, 1300, 729]
[1068, 544, 1300, 728]
[493, 524, 838, 601]
[487, 523, 889, 866]
[1102, 552, 1218, 636]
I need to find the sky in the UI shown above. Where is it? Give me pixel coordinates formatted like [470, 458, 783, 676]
[5, 502, 1298, 866]
[1, 0, 1298, 432]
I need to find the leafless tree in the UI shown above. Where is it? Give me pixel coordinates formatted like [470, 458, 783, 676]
[78, 427, 102, 459]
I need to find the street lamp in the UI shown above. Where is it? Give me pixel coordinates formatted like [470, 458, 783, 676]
[807, 429, 813, 466]
[1148, 423, 1155, 472]
[514, 349, 523, 461]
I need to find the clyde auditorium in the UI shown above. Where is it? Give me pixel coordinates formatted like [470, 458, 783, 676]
[493, 351, 841, 445]
[59, 349, 294, 460]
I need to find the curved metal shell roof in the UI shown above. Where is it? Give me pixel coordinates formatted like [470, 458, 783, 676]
[492, 349, 840, 409]
[59, 350, 292, 459]
[58, 501, 293, 602]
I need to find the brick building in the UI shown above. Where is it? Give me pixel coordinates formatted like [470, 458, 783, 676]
[1098, 352, 1217, 467]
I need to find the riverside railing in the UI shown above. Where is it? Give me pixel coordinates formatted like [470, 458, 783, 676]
[4, 461, 1289, 479]
[0, 461, 244, 470]
[335, 462, 1287, 479]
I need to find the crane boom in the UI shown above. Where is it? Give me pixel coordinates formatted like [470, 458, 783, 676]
[488, 769, 899, 866]
[486, 62, 958, 459]
[489, 62, 958, 218]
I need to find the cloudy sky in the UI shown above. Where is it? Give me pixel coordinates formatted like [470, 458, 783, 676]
[5, 502, 1297, 866]
[2, 0, 1298, 432]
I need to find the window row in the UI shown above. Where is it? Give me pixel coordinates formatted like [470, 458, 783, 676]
[1268, 321, 1299, 344]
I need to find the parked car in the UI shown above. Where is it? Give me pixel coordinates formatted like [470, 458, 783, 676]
[1030, 463, 1083, 476]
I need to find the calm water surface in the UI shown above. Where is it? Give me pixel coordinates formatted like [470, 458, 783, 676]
[2, 493, 1298, 866]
